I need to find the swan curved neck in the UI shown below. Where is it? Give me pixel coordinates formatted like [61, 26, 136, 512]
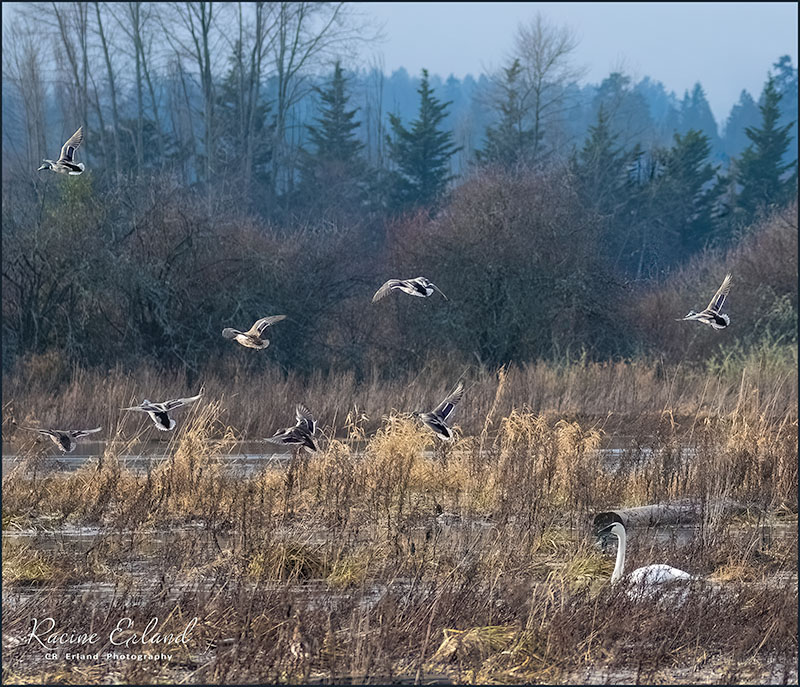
[611, 527, 626, 584]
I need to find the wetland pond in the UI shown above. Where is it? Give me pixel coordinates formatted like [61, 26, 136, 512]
[2, 436, 796, 684]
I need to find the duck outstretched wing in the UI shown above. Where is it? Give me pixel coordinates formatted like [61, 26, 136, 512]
[372, 279, 402, 303]
[164, 392, 203, 411]
[706, 273, 732, 313]
[433, 381, 464, 422]
[249, 315, 287, 337]
[295, 404, 316, 434]
[59, 127, 84, 163]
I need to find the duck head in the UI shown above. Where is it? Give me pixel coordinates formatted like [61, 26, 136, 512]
[37, 161, 52, 171]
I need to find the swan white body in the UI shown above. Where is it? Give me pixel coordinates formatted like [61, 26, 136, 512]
[601, 522, 693, 595]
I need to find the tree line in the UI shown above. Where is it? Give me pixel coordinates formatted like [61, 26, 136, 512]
[2, 5, 797, 379]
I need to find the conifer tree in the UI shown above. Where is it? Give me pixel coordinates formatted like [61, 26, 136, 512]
[386, 69, 462, 209]
[771, 55, 798, 163]
[592, 72, 654, 148]
[736, 75, 797, 224]
[661, 129, 723, 252]
[305, 61, 363, 164]
[722, 90, 760, 159]
[678, 83, 721, 153]
[299, 61, 365, 215]
[476, 59, 537, 168]
[574, 105, 629, 213]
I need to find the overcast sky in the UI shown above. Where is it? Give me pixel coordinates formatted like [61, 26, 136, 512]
[359, 2, 798, 126]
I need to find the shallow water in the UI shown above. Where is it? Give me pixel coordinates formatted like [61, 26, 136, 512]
[2, 439, 698, 477]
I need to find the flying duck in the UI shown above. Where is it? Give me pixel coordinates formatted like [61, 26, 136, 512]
[19, 426, 101, 454]
[121, 392, 203, 431]
[265, 404, 319, 453]
[372, 277, 448, 303]
[413, 381, 464, 441]
[677, 273, 732, 329]
[38, 127, 85, 175]
[222, 315, 287, 349]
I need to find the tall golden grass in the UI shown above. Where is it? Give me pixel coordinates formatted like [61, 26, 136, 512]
[3, 345, 796, 443]
[2, 361, 796, 684]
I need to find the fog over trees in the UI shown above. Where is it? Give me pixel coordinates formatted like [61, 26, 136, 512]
[2, 4, 797, 378]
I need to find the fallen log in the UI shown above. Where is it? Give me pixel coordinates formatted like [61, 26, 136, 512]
[593, 499, 752, 531]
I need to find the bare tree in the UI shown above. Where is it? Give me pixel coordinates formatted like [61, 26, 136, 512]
[109, 2, 167, 172]
[50, 2, 89, 147]
[30, 2, 92, 162]
[361, 53, 386, 169]
[513, 12, 585, 161]
[267, 2, 379, 205]
[93, 2, 122, 177]
[166, 54, 200, 183]
[159, 2, 230, 186]
[221, 1, 278, 199]
[2, 18, 48, 171]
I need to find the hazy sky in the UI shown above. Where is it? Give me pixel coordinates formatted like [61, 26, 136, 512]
[359, 2, 798, 125]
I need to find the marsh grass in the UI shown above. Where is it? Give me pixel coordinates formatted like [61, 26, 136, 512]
[2, 364, 797, 684]
[3, 350, 796, 442]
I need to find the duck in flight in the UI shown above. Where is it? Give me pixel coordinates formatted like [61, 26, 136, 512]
[413, 381, 464, 441]
[121, 392, 203, 431]
[38, 127, 85, 175]
[222, 315, 286, 349]
[266, 404, 318, 453]
[677, 273, 732, 329]
[372, 277, 448, 303]
[19, 425, 101, 454]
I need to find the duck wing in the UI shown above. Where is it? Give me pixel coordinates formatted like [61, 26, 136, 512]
[428, 281, 449, 300]
[266, 428, 304, 445]
[164, 392, 203, 411]
[705, 273, 732, 313]
[432, 381, 464, 422]
[70, 427, 102, 439]
[19, 426, 56, 437]
[372, 279, 403, 303]
[295, 404, 316, 434]
[58, 127, 84, 163]
[247, 315, 287, 337]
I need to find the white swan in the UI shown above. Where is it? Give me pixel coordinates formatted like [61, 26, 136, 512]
[599, 522, 694, 598]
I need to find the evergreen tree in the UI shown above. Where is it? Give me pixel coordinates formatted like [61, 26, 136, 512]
[722, 90, 760, 159]
[736, 75, 797, 224]
[771, 55, 798, 168]
[592, 72, 655, 148]
[619, 130, 723, 273]
[298, 61, 365, 216]
[476, 58, 537, 168]
[660, 129, 724, 253]
[634, 77, 681, 146]
[573, 105, 628, 214]
[386, 69, 462, 209]
[305, 62, 363, 162]
[678, 83, 721, 154]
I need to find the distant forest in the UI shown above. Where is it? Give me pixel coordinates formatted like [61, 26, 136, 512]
[2, 4, 797, 378]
